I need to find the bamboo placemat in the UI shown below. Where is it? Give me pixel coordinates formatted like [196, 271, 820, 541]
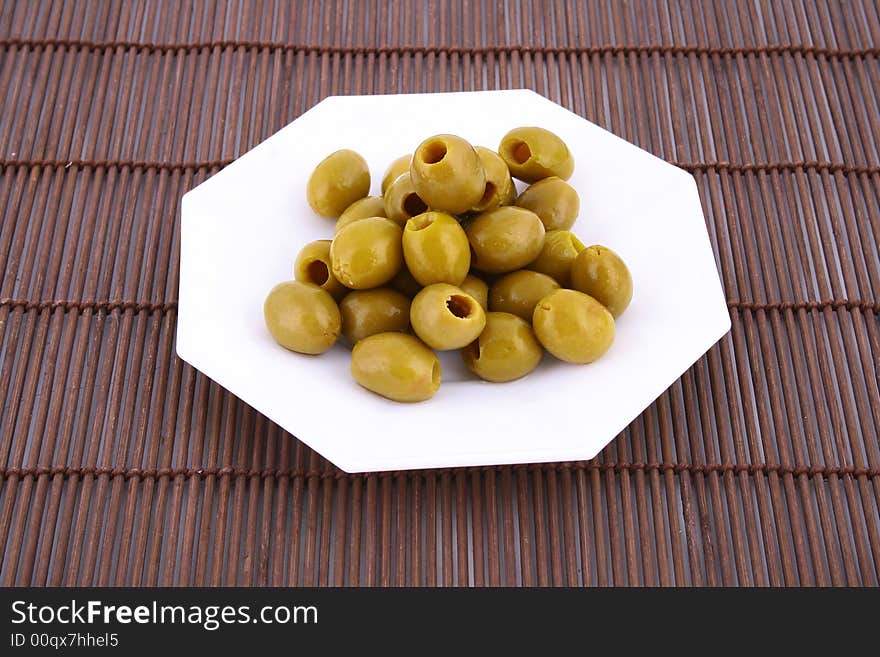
[1, 0, 878, 586]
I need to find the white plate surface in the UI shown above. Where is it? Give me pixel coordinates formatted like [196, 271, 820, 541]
[178, 89, 730, 472]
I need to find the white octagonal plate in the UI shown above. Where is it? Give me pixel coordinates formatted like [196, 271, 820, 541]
[178, 89, 730, 473]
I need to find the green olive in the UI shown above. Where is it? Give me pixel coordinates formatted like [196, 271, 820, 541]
[410, 134, 486, 214]
[532, 289, 614, 364]
[331, 217, 403, 289]
[402, 211, 470, 286]
[384, 172, 429, 226]
[499, 127, 574, 183]
[264, 281, 341, 354]
[390, 263, 423, 298]
[351, 333, 441, 403]
[293, 239, 349, 300]
[459, 274, 489, 311]
[339, 288, 411, 344]
[528, 230, 585, 287]
[335, 195, 387, 233]
[471, 146, 516, 212]
[466, 206, 546, 274]
[570, 245, 633, 317]
[381, 154, 411, 195]
[489, 270, 559, 321]
[462, 312, 543, 382]
[410, 283, 486, 350]
[515, 177, 580, 231]
[306, 149, 371, 218]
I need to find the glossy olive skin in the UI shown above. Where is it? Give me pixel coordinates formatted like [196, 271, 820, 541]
[532, 289, 614, 364]
[471, 146, 516, 212]
[306, 149, 371, 218]
[351, 333, 441, 403]
[489, 270, 560, 321]
[410, 134, 486, 214]
[294, 239, 348, 300]
[402, 211, 471, 286]
[390, 263, 423, 298]
[466, 206, 546, 274]
[335, 196, 387, 233]
[499, 127, 574, 183]
[570, 245, 633, 317]
[331, 217, 403, 289]
[516, 177, 580, 231]
[381, 154, 411, 195]
[339, 288, 411, 344]
[528, 230, 585, 287]
[264, 281, 341, 354]
[384, 172, 429, 226]
[410, 283, 487, 350]
[462, 312, 543, 383]
[459, 274, 489, 311]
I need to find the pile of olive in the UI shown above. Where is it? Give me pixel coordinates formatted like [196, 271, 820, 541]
[264, 127, 633, 402]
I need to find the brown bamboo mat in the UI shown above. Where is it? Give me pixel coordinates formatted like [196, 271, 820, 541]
[1, 0, 878, 587]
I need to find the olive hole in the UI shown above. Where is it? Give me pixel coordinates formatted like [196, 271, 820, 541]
[446, 295, 473, 319]
[403, 193, 428, 217]
[431, 360, 441, 387]
[306, 259, 330, 286]
[479, 182, 497, 206]
[421, 140, 448, 164]
[408, 212, 433, 231]
[511, 140, 531, 164]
